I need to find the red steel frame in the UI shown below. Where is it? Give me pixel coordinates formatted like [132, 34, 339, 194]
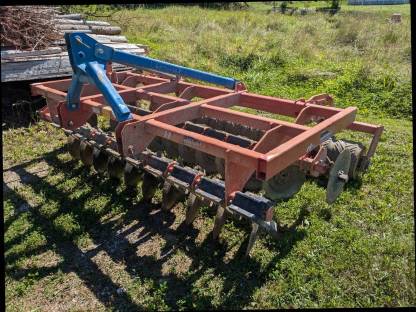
[31, 70, 383, 204]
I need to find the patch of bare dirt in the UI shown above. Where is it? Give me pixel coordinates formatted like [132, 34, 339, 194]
[3, 160, 49, 194]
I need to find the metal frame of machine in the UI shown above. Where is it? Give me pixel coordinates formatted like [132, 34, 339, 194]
[31, 33, 383, 255]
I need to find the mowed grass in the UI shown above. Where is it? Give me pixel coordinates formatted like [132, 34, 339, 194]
[3, 3, 414, 310]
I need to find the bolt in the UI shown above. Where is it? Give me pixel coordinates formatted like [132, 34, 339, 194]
[97, 48, 104, 54]
[68, 120, 74, 127]
[71, 104, 77, 109]
[337, 170, 349, 182]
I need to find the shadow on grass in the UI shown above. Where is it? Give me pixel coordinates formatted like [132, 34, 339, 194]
[4, 148, 308, 310]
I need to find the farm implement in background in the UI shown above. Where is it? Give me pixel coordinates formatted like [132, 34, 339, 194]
[31, 33, 383, 256]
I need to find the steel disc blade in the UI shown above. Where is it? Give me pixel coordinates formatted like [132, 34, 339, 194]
[178, 144, 196, 166]
[67, 135, 81, 160]
[217, 120, 228, 131]
[234, 123, 246, 136]
[148, 137, 164, 153]
[204, 117, 216, 128]
[342, 140, 365, 179]
[244, 175, 263, 192]
[224, 121, 237, 134]
[194, 151, 217, 174]
[124, 163, 142, 187]
[185, 193, 205, 225]
[141, 172, 160, 202]
[161, 182, 184, 211]
[107, 156, 125, 180]
[109, 119, 119, 131]
[163, 140, 179, 159]
[79, 140, 94, 166]
[326, 149, 351, 204]
[240, 125, 253, 140]
[87, 114, 98, 128]
[263, 165, 306, 200]
[92, 147, 109, 173]
[214, 157, 225, 176]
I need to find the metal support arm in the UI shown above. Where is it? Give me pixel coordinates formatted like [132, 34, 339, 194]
[64, 32, 239, 122]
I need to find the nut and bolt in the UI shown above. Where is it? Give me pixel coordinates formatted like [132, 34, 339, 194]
[337, 170, 348, 182]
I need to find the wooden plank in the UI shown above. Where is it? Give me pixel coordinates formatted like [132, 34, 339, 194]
[86, 21, 111, 26]
[105, 43, 145, 50]
[1, 47, 62, 58]
[1, 47, 146, 62]
[52, 35, 129, 46]
[56, 14, 83, 20]
[90, 34, 128, 43]
[54, 19, 86, 25]
[57, 24, 90, 30]
[2, 57, 73, 82]
[59, 30, 92, 34]
[54, 19, 111, 27]
[90, 26, 121, 35]
[1, 58, 131, 82]
[1, 48, 146, 82]
[1, 52, 67, 62]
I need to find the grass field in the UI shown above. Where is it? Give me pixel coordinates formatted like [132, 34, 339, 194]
[3, 2, 414, 310]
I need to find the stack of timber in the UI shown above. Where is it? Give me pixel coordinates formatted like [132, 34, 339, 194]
[1, 11, 148, 82]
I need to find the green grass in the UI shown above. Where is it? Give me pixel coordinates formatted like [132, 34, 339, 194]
[111, 2, 411, 119]
[3, 3, 414, 310]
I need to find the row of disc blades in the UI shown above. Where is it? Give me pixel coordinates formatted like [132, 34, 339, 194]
[72, 115, 366, 206]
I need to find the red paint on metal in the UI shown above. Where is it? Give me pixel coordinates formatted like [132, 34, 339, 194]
[31, 70, 382, 200]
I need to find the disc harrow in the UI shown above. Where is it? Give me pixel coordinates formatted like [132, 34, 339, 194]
[31, 33, 383, 256]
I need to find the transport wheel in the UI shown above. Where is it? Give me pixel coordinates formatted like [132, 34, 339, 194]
[263, 165, 306, 201]
[244, 175, 263, 192]
[326, 149, 351, 204]
[322, 138, 366, 179]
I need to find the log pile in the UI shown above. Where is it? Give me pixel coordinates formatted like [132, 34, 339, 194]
[1, 6, 148, 82]
[52, 13, 123, 36]
[0, 6, 61, 51]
